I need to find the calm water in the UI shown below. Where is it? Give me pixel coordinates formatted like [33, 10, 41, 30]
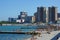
[0, 26, 37, 40]
[0, 26, 37, 32]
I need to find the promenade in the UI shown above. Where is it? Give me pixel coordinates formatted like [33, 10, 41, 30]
[26, 31, 60, 40]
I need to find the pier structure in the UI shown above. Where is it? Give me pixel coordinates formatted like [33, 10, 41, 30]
[0, 31, 41, 35]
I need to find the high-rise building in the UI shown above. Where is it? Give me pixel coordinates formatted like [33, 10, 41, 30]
[18, 12, 27, 23]
[18, 12, 27, 19]
[25, 16, 32, 23]
[34, 7, 46, 23]
[32, 16, 35, 23]
[58, 13, 60, 20]
[46, 9, 48, 23]
[48, 6, 57, 23]
[34, 12, 38, 22]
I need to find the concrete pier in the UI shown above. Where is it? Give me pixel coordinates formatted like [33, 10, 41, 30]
[0, 32, 40, 35]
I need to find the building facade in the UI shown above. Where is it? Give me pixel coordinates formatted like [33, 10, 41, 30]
[32, 16, 35, 23]
[18, 12, 27, 19]
[48, 6, 57, 23]
[34, 7, 46, 23]
[34, 12, 38, 22]
[58, 13, 60, 20]
[25, 16, 32, 23]
[8, 17, 17, 22]
[18, 12, 27, 23]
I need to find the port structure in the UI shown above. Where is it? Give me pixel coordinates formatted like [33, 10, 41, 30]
[0, 31, 41, 35]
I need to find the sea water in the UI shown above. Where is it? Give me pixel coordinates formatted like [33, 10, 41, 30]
[0, 26, 37, 40]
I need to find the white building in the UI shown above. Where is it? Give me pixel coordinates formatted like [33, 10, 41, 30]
[16, 19, 25, 23]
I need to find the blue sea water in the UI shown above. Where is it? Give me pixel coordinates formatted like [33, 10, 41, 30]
[0, 26, 37, 40]
[0, 26, 37, 32]
[0, 34, 31, 40]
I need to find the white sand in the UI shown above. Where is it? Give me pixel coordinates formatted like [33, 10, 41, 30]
[26, 31, 60, 40]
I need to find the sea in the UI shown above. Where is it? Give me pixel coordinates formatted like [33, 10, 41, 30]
[0, 26, 38, 40]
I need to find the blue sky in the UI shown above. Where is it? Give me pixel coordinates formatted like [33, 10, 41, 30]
[0, 0, 60, 21]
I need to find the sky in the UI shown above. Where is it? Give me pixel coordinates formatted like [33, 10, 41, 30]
[0, 0, 60, 21]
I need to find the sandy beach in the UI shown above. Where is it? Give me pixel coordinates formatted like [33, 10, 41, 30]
[26, 30, 60, 40]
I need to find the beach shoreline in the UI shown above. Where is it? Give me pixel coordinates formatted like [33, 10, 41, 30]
[26, 30, 60, 40]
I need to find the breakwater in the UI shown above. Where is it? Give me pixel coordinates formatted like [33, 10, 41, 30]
[0, 31, 40, 35]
